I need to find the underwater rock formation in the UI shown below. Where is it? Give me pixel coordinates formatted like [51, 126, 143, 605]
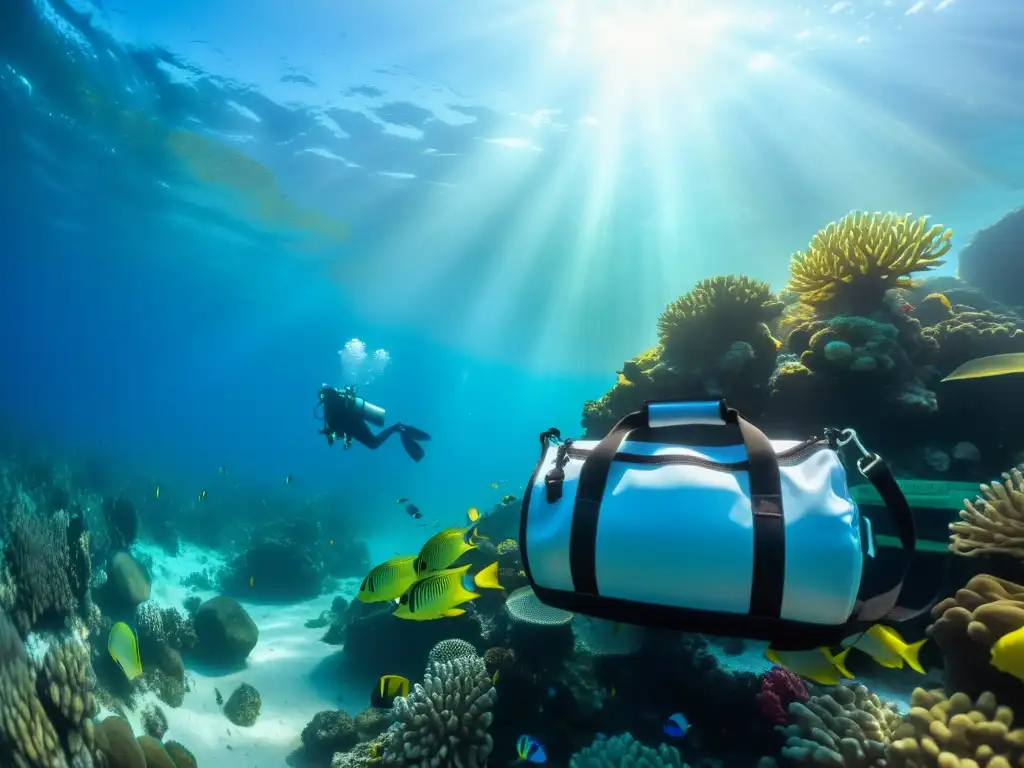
[223, 682, 261, 727]
[381, 655, 497, 768]
[957, 205, 1024, 311]
[192, 596, 258, 664]
[302, 710, 359, 762]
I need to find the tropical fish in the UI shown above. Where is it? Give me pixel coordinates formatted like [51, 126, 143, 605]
[154, 485, 160, 500]
[502, 494, 518, 505]
[765, 647, 853, 686]
[219, 465, 226, 474]
[413, 526, 486, 575]
[249, 576, 254, 588]
[198, 489, 207, 502]
[491, 482, 500, 489]
[900, 302, 915, 314]
[405, 504, 423, 520]
[397, 497, 410, 504]
[467, 507, 480, 522]
[516, 736, 546, 764]
[357, 556, 419, 603]
[108, 622, 143, 681]
[285, 474, 293, 484]
[842, 625, 927, 673]
[393, 562, 502, 620]
[663, 712, 689, 738]
[942, 352, 1024, 383]
[990, 625, 1024, 682]
[370, 674, 410, 708]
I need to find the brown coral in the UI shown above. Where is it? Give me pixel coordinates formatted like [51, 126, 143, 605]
[888, 688, 1024, 767]
[950, 469, 1024, 558]
[927, 575, 1024, 705]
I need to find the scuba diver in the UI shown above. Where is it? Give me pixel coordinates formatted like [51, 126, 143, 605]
[315, 385, 431, 462]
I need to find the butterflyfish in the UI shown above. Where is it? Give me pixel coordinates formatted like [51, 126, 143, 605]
[842, 625, 927, 673]
[414, 526, 487, 575]
[467, 507, 480, 522]
[108, 622, 143, 681]
[942, 353, 1024, 382]
[765, 646, 853, 686]
[393, 562, 502, 620]
[990, 625, 1024, 682]
[357, 556, 418, 603]
[516, 736, 546, 764]
[370, 674, 410, 708]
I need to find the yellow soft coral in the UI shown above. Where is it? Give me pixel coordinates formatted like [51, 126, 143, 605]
[788, 212, 952, 311]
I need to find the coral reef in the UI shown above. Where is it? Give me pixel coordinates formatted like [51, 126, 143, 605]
[569, 733, 685, 768]
[923, 309, 1024, 375]
[787, 211, 951, 312]
[0, 606, 98, 767]
[888, 688, 1024, 767]
[949, 468, 1024, 558]
[223, 682, 261, 727]
[0, 497, 91, 637]
[381, 655, 497, 768]
[302, 710, 359, 762]
[756, 667, 808, 727]
[928, 574, 1024, 709]
[776, 683, 901, 766]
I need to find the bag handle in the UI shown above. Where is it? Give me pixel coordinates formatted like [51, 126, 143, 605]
[569, 399, 788, 620]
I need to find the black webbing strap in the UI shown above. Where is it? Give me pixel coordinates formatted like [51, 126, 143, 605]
[569, 403, 787, 619]
[845, 454, 926, 626]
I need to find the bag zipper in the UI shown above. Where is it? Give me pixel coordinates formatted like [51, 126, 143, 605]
[563, 437, 828, 471]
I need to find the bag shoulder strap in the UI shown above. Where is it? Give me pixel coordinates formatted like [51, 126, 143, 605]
[844, 453, 932, 628]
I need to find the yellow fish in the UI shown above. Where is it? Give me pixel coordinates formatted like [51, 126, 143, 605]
[371, 674, 410, 708]
[414, 526, 486, 576]
[765, 646, 853, 686]
[394, 562, 502, 620]
[491, 482, 499, 489]
[990, 625, 1024, 682]
[155, 485, 160, 500]
[842, 625, 926, 673]
[467, 507, 480, 522]
[357, 556, 419, 603]
[108, 622, 143, 681]
[942, 353, 1024, 382]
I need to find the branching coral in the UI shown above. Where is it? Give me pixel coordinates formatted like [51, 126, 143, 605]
[788, 212, 951, 312]
[776, 683, 901, 767]
[657, 275, 783, 368]
[949, 468, 1024, 558]
[569, 733, 685, 768]
[1, 499, 90, 637]
[888, 688, 1024, 767]
[381, 655, 496, 768]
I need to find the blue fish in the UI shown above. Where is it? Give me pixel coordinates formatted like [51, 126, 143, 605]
[516, 735, 546, 764]
[663, 712, 689, 739]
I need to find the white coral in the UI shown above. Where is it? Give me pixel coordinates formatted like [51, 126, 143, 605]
[382, 656, 496, 768]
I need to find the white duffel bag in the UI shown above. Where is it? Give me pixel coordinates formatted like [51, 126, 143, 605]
[519, 399, 923, 648]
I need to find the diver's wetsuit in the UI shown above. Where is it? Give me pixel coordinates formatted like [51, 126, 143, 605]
[319, 386, 430, 461]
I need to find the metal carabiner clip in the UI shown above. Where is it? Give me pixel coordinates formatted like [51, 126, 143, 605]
[836, 428, 882, 476]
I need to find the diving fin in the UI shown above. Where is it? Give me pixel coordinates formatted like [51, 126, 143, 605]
[401, 425, 431, 441]
[401, 431, 426, 462]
